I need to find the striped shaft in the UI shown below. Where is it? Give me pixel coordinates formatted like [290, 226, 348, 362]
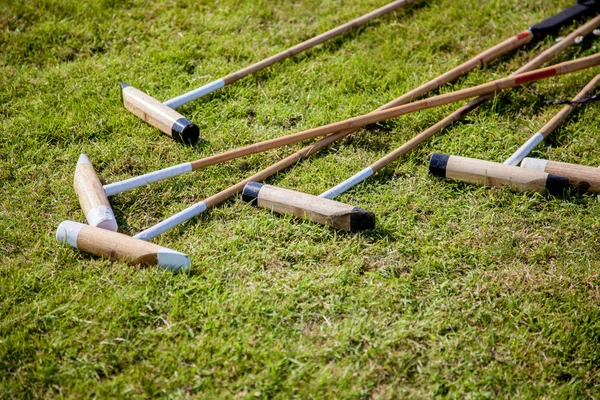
[134, 202, 207, 241]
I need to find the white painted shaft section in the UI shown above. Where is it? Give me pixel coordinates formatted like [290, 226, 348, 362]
[103, 163, 193, 196]
[56, 220, 84, 248]
[134, 202, 208, 241]
[319, 167, 374, 199]
[504, 132, 545, 166]
[520, 157, 549, 172]
[164, 79, 225, 109]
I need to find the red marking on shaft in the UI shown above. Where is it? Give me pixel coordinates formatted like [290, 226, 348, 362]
[515, 69, 557, 85]
[516, 31, 530, 40]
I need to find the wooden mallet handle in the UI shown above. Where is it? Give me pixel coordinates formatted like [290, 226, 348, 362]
[74, 154, 118, 231]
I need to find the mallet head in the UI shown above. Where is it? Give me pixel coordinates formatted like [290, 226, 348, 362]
[521, 157, 600, 193]
[120, 82, 200, 145]
[56, 220, 190, 271]
[429, 153, 568, 194]
[242, 182, 375, 232]
[74, 154, 118, 231]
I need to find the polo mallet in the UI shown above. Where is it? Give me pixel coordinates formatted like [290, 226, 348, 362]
[135, 54, 600, 240]
[242, 18, 600, 226]
[121, 0, 415, 144]
[431, 74, 600, 192]
[77, 4, 597, 231]
[56, 221, 190, 271]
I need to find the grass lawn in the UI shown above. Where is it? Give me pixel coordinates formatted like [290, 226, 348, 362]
[2, 0, 600, 397]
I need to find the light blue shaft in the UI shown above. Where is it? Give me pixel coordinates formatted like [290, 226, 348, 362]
[134, 202, 207, 241]
[164, 79, 225, 109]
[504, 132, 545, 166]
[161, 0, 414, 109]
[103, 163, 193, 196]
[504, 73, 600, 166]
[319, 167, 374, 199]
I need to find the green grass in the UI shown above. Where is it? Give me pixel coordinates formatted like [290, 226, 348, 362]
[2, 0, 600, 397]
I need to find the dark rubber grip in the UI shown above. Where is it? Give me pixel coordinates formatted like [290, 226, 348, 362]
[530, 3, 599, 37]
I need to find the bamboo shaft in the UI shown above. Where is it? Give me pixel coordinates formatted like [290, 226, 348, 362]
[368, 15, 600, 174]
[189, 53, 600, 171]
[378, 30, 533, 106]
[221, 0, 415, 85]
[538, 73, 600, 138]
[519, 14, 600, 73]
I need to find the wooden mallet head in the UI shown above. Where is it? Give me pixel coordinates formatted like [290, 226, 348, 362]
[429, 153, 569, 194]
[56, 221, 190, 271]
[521, 158, 600, 193]
[120, 83, 200, 145]
[242, 182, 375, 232]
[74, 154, 118, 231]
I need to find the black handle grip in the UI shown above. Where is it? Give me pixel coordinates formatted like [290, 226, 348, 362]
[530, 2, 599, 37]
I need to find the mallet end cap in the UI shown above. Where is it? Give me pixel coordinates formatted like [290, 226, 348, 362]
[429, 153, 450, 178]
[171, 117, 200, 145]
[157, 249, 191, 272]
[242, 182, 264, 204]
[545, 173, 569, 195]
[350, 207, 375, 231]
[77, 154, 92, 165]
[56, 220, 85, 248]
